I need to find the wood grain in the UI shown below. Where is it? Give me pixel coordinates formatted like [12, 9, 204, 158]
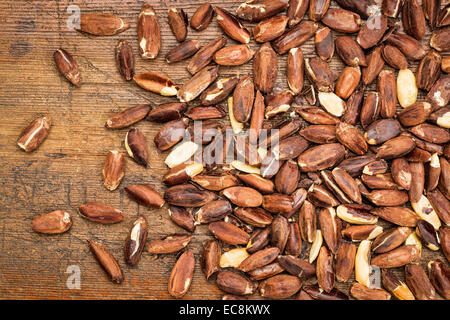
[0, 0, 447, 300]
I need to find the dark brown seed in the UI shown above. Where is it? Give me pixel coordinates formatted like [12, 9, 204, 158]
[381, 44, 408, 70]
[299, 200, 316, 243]
[319, 208, 341, 254]
[79, 202, 124, 224]
[194, 200, 232, 224]
[371, 206, 418, 227]
[427, 189, 450, 225]
[372, 227, 412, 254]
[317, 246, 335, 293]
[335, 36, 367, 68]
[270, 215, 290, 252]
[166, 40, 201, 64]
[134, 71, 178, 96]
[385, 32, 426, 60]
[272, 20, 318, 55]
[168, 250, 195, 299]
[54, 49, 80, 85]
[263, 194, 295, 214]
[441, 227, 450, 262]
[115, 40, 134, 81]
[168, 8, 188, 42]
[259, 274, 302, 299]
[361, 173, 401, 190]
[209, 221, 250, 245]
[137, 5, 160, 59]
[383, 0, 403, 17]
[253, 15, 289, 43]
[305, 57, 338, 91]
[190, 3, 214, 31]
[397, 102, 433, 128]
[297, 143, 346, 172]
[350, 282, 392, 300]
[338, 155, 376, 177]
[247, 228, 271, 254]
[335, 241, 356, 282]
[288, 0, 310, 27]
[409, 123, 450, 145]
[125, 185, 165, 208]
[248, 262, 284, 281]
[221, 187, 263, 208]
[309, 0, 330, 21]
[124, 216, 148, 266]
[89, 240, 124, 284]
[125, 128, 148, 166]
[146, 102, 187, 123]
[254, 43, 278, 94]
[103, 150, 125, 191]
[364, 119, 401, 145]
[376, 136, 416, 160]
[277, 255, 316, 278]
[154, 118, 189, 151]
[238, 247, 280, 272]
[436, 4, 450, 27]
[296, 107, 339, 125]
[78, 13, 129, 36]
[147, 234, 192, 254]
[315, 27, 334, 61]
[341, 88, 364, 125]
[237, 0, 289, 22]
[200, 76, 239, 105]
[17, 116, 51, 152]
[215, 7, 251, 44]
[428, 260, 450, 299]
[200, 240, 221, 280]
[300, 125, 336, 144]
[216, 271, 256, 295]
[168, 206, 195, 232]
[234, 207, 273, 228]
[362, 46, 385, 85]
[402, 0, 426, 39]
[275, 160, 300, 195]
[371, 245, 421, 268]
[322, 8, 361, 33]
[265, 90, 294, 118]
[287, 47, 304, 94]
[165, 184, 217, 207]
[303, 284, 349, 300]
[188, 37, 226, 75]
[417, 50, 442, 91]
[357, 14, 388, 49]
[377, 70, 397, 118]
[336, 122, 367, 156]
[285, 223, 303, 256]
[106, 105, 150, 129]
[426, 75, 450, 109]
[32, 210, 72, 234]
[233, 75, 255, 123]
[363, 159, 388, 176]
[405, 263, 436, 300]
[335, 66, 361, 100]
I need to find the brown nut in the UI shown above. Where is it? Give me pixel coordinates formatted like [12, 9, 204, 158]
[125, 185, 165, 208]
[188, 36, 226, 75]
[364, 119, 402, 146]
[32, 210, 72, 235]
[254, 43, 278, 94]
[146, 102, 187, 123]
[237, 0, 289, 22]
[137, 5, 160, 59]
[253, 15, 289, 43]
[190, 3, 214, 31]
[288, 0, 309, 27]
[382, 269, 415, 300]
[272, 20, 318, 55]
[372, 227, 412, 254]
[321, 8, 361, 33]
[102, 150, 124, 191]
[357, 14, 388, 49]
[77, 13, 129, 36]
[134, 72, 178, 96]
[297, 143, 346, 172]
[89, 240, 124, 284]
[335, 241, 356, 282]
[17, 116, 51, 152]
[381, 45, 408, 70]
[430, 26, 450, 52]
[350, 282, 391, 300]
[215, 7, 251, 44]
[209, 221, 250, 245]
[154, 118, 189, 151]
[402, 0, 426, 40]
[335, 66, 361, 100]
[124, 216, 148, 266]
[428, 260, 450, 299]
[416, 50, 442, 91]
[79, 202, 123, 224]
[147, 234, 192, 254]
[168, 250, 195, 299]
[200, 240, 221, 280]
[362, 46, 384, 85]
[405, 263, 436, 300]
[309, 0, 331, 21]
[371, 245, 421, 268]
[105, 105, 150, 129]
[166, 40, 201, 64]
[385, 32, 426, 60]
[178, 65, 219, 103]
[336, 122, 368, 156]
[168, 8, 188, 42]
[54, 49, 80, 86]
[125, 128, 148, 166]
[315, 27, 334, 61]
[233, 75, 255, 123]
[287, 47, 305, 95]
[200, 76, 239, 105]
[216, 271, 256, 296]
[168, 206, 195, 233]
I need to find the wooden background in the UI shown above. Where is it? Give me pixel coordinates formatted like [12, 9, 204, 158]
[0, 0, 447, 300]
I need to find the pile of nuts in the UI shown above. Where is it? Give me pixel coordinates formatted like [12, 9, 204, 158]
[18, 0, 450, 300]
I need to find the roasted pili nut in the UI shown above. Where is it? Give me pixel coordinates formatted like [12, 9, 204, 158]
[316, 246, 335, 293]
[306, 58, 339, 92]
[209, 221, 250, 245]
[285, 188, 308, 218]
[179, 65, 219, 103]
[309, 229, 323, 263]
[397, 102, 433, 128]
[426, 153, 441, 192]
[406, 147, 432, 162]
[376, 136, 416, 160]
[337, 204, 378, 225]
[287, 0, 309, 27]
[440, 227, 450, 262]
[303, 284, 349, 300]
[406, 133, 444, 156]
[285, 222, 303, 256]
[162, 163, 204, 186]
[319, 207, 341, 254]
[390, 158, 412, 190]
[297, 143, 345, 172]
[429, 107, 450, 129]
[382, 269, 415, 300]
[134, 71, 178, 96]
[165, 183, 217, 207]
[234, 207, 273, 228]
[335, 241, 356, 282]
[265, 90, 294, 118]
[402, 0, 426, 40]
[430, 26, 450, 52]
[315, 27, 334, 62]
[17, 116, 51, 152]
[188, 36, 226, 75]
[427, 189, 450, 226]
[246, 228, 270, 254]
[105, 105, 150, 129]
[341, 87, 364, 125]
[361, 173, 401, 190]
[166, 40, 201, 64]
[335, 67, 360, 100]
[200, 240, 221, 279]
[277, 255, 316, 279]
[436, 3, 450, 27]
[272, 20, 318, 55]
[410, 123, 450, 145]
[115, 40, 134, 81]
[259, 274, 301, 299]
[215, 7, 251, 44]
[335, 122, 367, 156]
[372, 227, 412, 254]
[220, 247, 249, 269]
[54, 48, 80, 86]
[146, 102, 187, 123]
[165, 141, 199, 168]
[216, 271, 256, 296]
[79, 202, 124, 224]
[321, 8, 361, 33]
[309, 0, 330, 21]
[221, 187, 263, 208]
[237, 0, 289, 22]
[404, 232, 423, 258]
[123, 216, 148, 266]
[195, 200, 232, 224]
[355, 240, 371, 287]
[416, 50, 441, 91]
[147, 234, 192, 255]
[200, 76, 239, 106]
[287, 47, 304, 95]
[409, 161, 424, 203]
[357, 14, 388, 49]
[124, 128, 148, 166]
[443, 56, 450, 73]
[427, 75, 450, 109]
[405, 264, 436, 300]
[102, 150, 124, 191]
[272, 135, 309, 161]
[300, 125, 336, 144]
[362, 46, 384, 85]
[385, 32, 426, 60]
[416, 219, 440, 251]
[372, 207, 417, 228]
[236, 174, 274, 194]
[296, 289, 314, 300]
[363, 159, 388, 176]
[335, 0, 371, 18]
[237, 247, 280, 273]
[168, 205, 195, 232]
[360, 92, 381, 130]
[371, 245, 421, 268]
[213, 44, 254, 66]
[185, 105, 226, 121]
[381, 44, 408, 70]
[428, 260, 450, 299]
[125, 185, 165, 208]
[383, 0, 403, 18]
[275, 160, 299, 195]
[367, 189, 409, 206]
[190, 3, 214, 31]
[233, 75, 255, 123]
[137, 5, 160, 59]
[296, 106, 339, 125]
[154, 118, 189, 151]
[411, 194, 442, 230]
[88, 240, 124, 284]
[307, 184, 340, 208]
[77, 12, 129, 36]
[253, 15, 288, 43]
[299, 200, 316, 243]
[335, 36, 367, 67]
[332, 167, 362, 203]
[168, 250, 195, 299]
[376, 70, 396, 119]
[168, 8, 188, 42]
[270, 215, 290, 252]
[32, 210, 72, 234]
[254, 45, 279, 96]
[342, 225, 384, 242]
[350, 282, 391, 300]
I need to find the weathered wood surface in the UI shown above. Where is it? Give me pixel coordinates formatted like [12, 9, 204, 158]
[0, 0, 447, 300]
